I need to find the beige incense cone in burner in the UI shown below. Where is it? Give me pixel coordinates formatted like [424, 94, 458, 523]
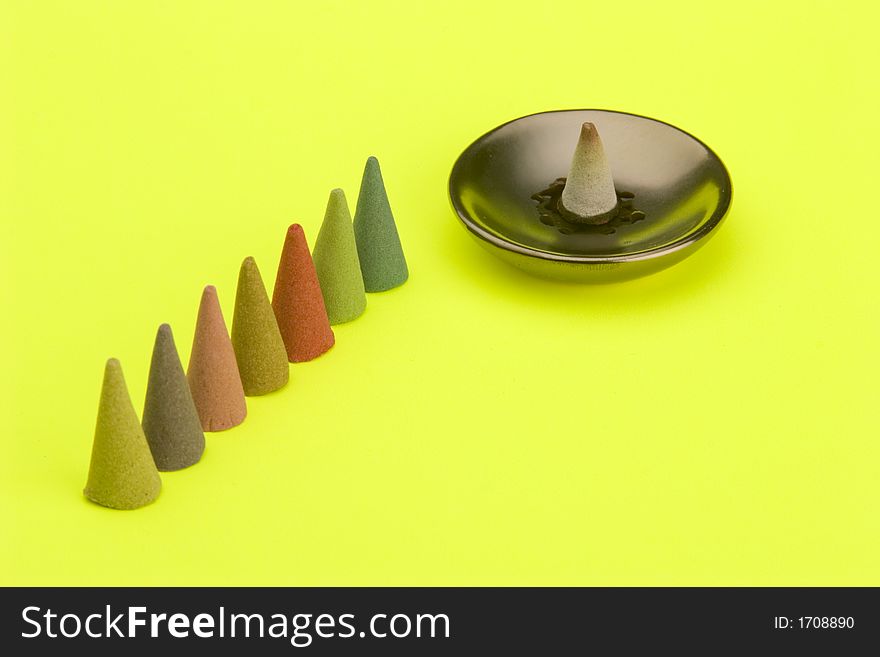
[559, 121, 618, 224]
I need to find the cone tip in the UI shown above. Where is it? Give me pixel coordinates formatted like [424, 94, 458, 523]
[102, 358, 125, 391]
[580, 121, 598, 138]
[154, 324, 175, 353]
[326, 189, 349, 216]
[287, 223, 304, 237]
[201, 285, 219, 306]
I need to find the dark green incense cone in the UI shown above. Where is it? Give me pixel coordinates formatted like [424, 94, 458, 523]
[231, 256, 290, 395]
[142, 324, 206, 471]
[353, 156, 408, 291]
[84, 359, 161, 510]
[313, 188, 367, 324]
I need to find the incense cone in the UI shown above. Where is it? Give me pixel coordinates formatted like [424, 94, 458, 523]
[231, 257, 290, 396]
[559, 122, 618, 224]
[272, 224, 335, 362]
[353, 156, 408, 292]
[312, 188, 367, 324]
[84, 359, 161, 510]
[142, 324, 205, 470]
[187, 285, 247, 431]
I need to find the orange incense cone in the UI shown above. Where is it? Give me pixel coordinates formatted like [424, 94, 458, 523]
[272, 224, 335, 362]
[187, 285, 247, 431]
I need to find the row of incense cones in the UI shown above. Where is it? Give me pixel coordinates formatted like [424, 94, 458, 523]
[83, 156, 408, 510]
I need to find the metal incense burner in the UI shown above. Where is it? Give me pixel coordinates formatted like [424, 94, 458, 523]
[449, 109, 732, 283]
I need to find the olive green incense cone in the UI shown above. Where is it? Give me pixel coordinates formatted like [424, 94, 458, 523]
[142, 324, 205, 471]
[231, 256, 290, 395]
[353, 156, 408, 292]
[84, 359, 161, 510]
[313, 188, 367, 324]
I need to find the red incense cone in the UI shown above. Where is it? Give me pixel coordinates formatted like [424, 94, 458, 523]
[272, 224, 335, 362]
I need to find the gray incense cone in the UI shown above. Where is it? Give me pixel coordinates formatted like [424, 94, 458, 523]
[142, 324, 206, 471]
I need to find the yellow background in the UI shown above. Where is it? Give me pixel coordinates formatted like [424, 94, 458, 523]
[2, 1, 878, 585]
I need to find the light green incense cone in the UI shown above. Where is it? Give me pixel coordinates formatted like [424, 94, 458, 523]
[231, 257, 290, 395]
[312, 188, 367, 324]
[84, 359, 161, 510]
[142, 324, 205, 471]
[353, 156, 408, 292]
